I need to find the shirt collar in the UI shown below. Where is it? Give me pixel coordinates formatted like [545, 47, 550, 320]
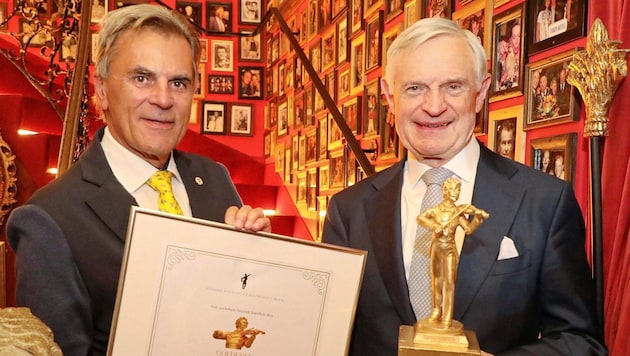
[405, 138, 480, 186]
[100, 127, 182, 193]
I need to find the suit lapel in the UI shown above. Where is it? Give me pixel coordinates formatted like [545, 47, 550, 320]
[366, 161, 416, 322]
[80, 130, 138, 241]
[454, 146, 525, 319]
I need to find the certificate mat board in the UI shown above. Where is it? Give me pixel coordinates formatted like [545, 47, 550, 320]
[108, 207, 367, 355]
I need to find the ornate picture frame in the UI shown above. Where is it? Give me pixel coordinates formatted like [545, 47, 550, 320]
[524, 49, 580, 130]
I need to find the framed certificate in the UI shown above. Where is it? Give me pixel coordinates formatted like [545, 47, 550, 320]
[109, 207, 367, 355]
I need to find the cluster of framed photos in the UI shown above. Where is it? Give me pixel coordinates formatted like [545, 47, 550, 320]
[260, 0, 588, 237]
[171, 0, 266, 137]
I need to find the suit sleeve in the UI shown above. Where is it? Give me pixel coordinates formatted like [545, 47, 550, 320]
[322, 194, 350, 247]
[502, 183, 606, 355]
[7, 205, 92, 355]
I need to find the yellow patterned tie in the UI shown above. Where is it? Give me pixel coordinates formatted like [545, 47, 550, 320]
[146, 170, 184, 215]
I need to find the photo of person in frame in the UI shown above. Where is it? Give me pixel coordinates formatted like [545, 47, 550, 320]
[241, 0, 260, 23]
[495, 18, 522, 91]
[495, 118, 516, 160]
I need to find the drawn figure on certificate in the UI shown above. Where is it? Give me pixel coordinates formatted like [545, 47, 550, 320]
[213, 317, 266, 349]
[241, 273, 251, 289]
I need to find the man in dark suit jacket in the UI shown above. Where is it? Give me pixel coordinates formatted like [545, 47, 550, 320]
[556, 67, 572, 115]
[7, 5, 269, 355]
[323, 18, 606, 355]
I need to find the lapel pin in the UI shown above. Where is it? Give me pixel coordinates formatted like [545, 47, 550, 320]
[195, 177, 203, 185]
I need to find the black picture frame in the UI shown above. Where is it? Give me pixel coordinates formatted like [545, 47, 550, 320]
[238, 66, 264, 99]
[208, 75, 235, 95]
[527, 0, 586, 55]
[176, 1, 202, 27]
[201, 101, 227, 134]
[206, 2, 232, 33]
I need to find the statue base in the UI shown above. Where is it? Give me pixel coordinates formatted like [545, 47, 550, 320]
[398, 322, 481, 356]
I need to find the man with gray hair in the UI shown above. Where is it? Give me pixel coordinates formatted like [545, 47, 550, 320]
[322, 17, 605, 355]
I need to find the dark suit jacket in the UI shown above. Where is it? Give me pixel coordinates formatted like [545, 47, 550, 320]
[323, 143, 606, 355]
[7, 128, 242, 356]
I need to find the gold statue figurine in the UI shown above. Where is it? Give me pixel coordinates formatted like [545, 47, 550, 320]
[567, 18, 629, 137]
[416, 178, 489, 333]
[213, 317, 265, 350]
[399, 178, 488, 354]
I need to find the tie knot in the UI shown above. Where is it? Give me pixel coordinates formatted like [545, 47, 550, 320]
[421, 167, 452, 186]
[147, 170, 174, 192]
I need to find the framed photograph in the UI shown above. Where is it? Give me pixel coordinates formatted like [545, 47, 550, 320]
[189, 100, 199, 124]
[201, 101, 227, 135]
[306, 168, 318, 211]
[350, 35, 365, 95]
[20, 19, 53, 47]
[328, 114, 343, 149]
[453, 0, 489, 56]
[199, 39, 208, 63]
[338, 67, 351, 100]
[349, 0, 363, 35]
[208, 75, 234, 94]
[229, 103, 253, 136]
[336, 14, 349, 64]
[298, 135, 307, 169]
[488, 105, 525, 163]
[343, 96, 361, 135]
[489, 3, 525, 102]
[277, 99, 289, 136]
[379, 97, 400, 160]
[322, 28, 336, 72]
[475, 96, 489, 135]
[332, 0, 348, 20]
[306, 129, 318, 163]
[210, 39, 233, 72]
[319, 165, 330, 192]
[238, 66, 263, 99]
[528, 0, 586, 55]
[329, 149, 345, 188]
[297, 171, 307, 203]
[91, 0, 108, 23]
[385, 0, 404, 22]
[364, 0, 383, 17]
[344, 146, 357, 188]
[404, 0, 421, 29]
[524, 49, 580, 130]
[363, 79, 380, 137]
[206, 2, 231, 33]
[194, 65, 206, 99]
[318, 115, 328, 160]
[530, 133, 577, 183]
[284, 146, 292, 183]
[424, 0, 451, 19]
[382, 24, 401, 69]
[176, 1, 201, 26]
[263, 132, 272, 157]
[239, 31, 262, 61]
[365, 11, 383, 72]
[307, 0, 319, 39]
[275, 141, 285, 173]
[239, 0, 261, 24]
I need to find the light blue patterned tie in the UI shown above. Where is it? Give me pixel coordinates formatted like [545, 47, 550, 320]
[408, 167, 452, 319]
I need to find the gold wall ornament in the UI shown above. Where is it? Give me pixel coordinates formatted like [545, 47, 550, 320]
[0, 132, 17, 228]
[566, 18, 629, 137]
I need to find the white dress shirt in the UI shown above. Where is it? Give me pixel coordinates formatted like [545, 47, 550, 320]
[401, 138, 480, 279]
[100, 127, 192, 216]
